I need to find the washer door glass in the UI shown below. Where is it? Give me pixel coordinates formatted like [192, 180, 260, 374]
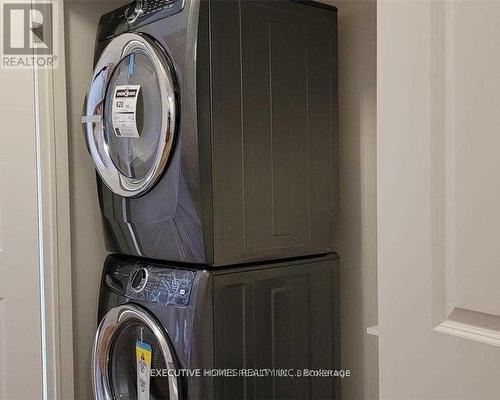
[82, 33, 177, 198]
[93, 304, 181, 400]
[110, 322, 171, 399]
[104, 52, 162, 180]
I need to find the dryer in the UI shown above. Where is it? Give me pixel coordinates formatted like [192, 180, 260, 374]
[93, 254, 340, 400]
[82, 0, 339, 265]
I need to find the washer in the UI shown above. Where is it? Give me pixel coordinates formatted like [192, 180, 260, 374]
[93, 253, 340, 400]
[82, 0, 339, 265]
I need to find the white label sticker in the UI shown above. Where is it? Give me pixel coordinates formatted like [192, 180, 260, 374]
[112, 84, 141, 138]
[136, 340, 151, 400]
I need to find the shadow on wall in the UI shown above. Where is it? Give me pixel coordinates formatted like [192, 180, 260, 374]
[329, 1, 378, 400]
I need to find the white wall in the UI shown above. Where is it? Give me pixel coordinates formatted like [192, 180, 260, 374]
[327, 1, 378, 399]
[64, 2, 124, 399]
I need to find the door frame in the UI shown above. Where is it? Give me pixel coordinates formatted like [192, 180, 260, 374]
[33, 0, 74, 398]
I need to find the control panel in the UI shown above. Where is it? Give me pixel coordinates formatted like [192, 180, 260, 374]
[97, 0, 185, 41]
[103, 258, 196, 308]
[140, 0, 178, 18]
[125, 264, 196, 307]
[126, 0, 184, 28]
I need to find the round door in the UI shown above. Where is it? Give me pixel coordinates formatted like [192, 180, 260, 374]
[92, 303, 181, 400]
[82, 33, 177, 198]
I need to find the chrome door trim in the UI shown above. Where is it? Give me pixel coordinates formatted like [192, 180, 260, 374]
[82, 33, 177, 198]
[92, 303, 180, 400]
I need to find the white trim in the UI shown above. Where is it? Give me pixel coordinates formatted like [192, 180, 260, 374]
[366, 325, 379, 337]
[435, 320, 500, 348]
[430, 0, 447, 325]
[33, 35, 49, 400]
[33, 0, 74, 398]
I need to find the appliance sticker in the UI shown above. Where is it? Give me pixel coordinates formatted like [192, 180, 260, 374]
[111, 84, 141, 138]
[136, 340, 152, 400]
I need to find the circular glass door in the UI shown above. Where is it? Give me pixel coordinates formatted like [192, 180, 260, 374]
[82, 33, 177, 198]
[92, 304, 181, 400]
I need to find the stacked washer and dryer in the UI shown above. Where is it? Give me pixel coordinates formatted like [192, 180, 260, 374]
[82, 0, 339, 399]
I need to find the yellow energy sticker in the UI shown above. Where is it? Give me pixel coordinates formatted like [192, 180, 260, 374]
[136, 341, 152, 400]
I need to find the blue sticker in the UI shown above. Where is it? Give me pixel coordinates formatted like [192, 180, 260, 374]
[136, 340, 152, 353]
[128, 53, 136, 78]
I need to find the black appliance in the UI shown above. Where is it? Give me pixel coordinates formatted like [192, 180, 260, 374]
[82, 0, 339, 266]
[93, 253, 341, 400]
